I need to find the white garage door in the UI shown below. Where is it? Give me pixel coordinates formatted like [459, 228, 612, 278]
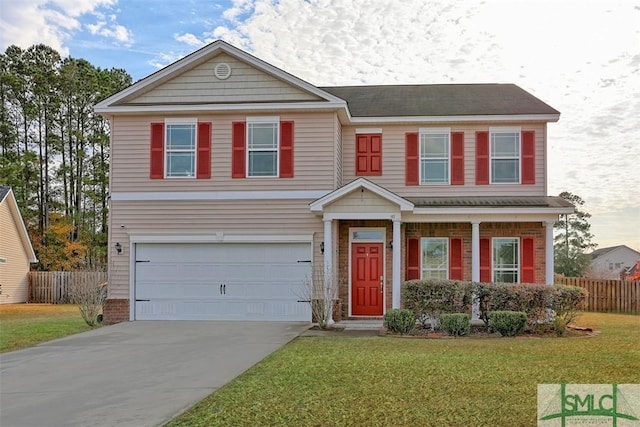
[134, 242, 312, 321]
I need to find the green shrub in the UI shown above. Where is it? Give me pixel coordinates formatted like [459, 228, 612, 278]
[403, 279, 472, 327]
[489, 311, 527, 337]
[473, 282, 553, 329]
[550, 285, 588, 335]
[439, 313, 471, 336]
[383, 309, 416, 334]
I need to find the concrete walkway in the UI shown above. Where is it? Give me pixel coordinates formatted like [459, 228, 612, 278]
[0, 321, 309, 427]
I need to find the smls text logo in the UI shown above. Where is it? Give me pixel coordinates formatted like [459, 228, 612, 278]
[538, 384, 640, 427]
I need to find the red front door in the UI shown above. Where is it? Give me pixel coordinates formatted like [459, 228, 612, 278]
[351, 243, 384, 316]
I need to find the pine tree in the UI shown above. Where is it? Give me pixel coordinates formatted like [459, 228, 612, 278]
[554, 192, 597, 277]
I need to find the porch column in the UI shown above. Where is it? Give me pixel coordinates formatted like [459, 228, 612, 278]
[471, 221, 481, 282]
[392, 217, 402, 309]
[545, 220, 555, 285]
[323, 218, 334, 324]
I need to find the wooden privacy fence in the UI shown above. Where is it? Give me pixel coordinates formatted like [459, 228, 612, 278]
[556, 277, 640, 314]
[28, 271, 107, 304]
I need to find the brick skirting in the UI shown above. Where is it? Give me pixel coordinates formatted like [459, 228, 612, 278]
[103, 299, 129, 324]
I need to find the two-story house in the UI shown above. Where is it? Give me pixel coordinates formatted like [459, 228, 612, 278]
[95, 40, 573, 324]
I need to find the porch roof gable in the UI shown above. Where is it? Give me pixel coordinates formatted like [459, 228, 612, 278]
[309, 178, 414, 213]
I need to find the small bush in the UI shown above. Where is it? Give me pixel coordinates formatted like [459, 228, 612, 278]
[473, 282, 553, 329]
[550, 285, 588, 335]
[489, 311, 527, 337]
[439, 313, 471, 336]
[403, 279, 472, 328]
[384, 309, 416, 334]
[68, 280, 107, 327]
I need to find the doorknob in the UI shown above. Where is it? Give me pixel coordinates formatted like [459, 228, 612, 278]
[380, 276, 384, 294]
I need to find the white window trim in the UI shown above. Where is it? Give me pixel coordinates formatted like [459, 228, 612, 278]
[164, 118, 198, 179]
[355, 128, 382, 134]
[489, 126, 521, 184]
[419, 127, 451, 185]
[420, 237, 449, 279]
[246, 116, 280, 178]
[492, 237, 520, 283]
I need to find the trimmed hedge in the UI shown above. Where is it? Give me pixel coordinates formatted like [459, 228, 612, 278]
[439, 313, 471, 336]
[383, 308, 416, 334]
[403, 279, 472, 327]
[489, 311, 527, 336]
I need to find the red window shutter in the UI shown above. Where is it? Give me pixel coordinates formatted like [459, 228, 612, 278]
[370, 134, 382, 175]
[196, 122, 211, 179]
[521, 130, 535, 185]
[521, 237, 535, 283]
[356, 134, 382, 176]
[232, 121, 246, 178]
[356, 134, 369, 174]
[480, 238, 491, 282]
[405, 132, 419, 185]
[406, 237, 420, 280]
[280, 121, 294, 178]
[475, 131, 489, 185]
[451, 132, 465, 185]
[449, 237, 463, 280]
[150, 123, 164, 179]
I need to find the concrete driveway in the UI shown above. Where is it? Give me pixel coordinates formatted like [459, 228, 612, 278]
[0, 321, 308, 427]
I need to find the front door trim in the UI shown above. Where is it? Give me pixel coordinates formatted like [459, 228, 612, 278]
[348, 227, 386, 317]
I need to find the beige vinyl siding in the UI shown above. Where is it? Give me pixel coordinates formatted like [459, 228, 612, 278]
[0, 201, 30, 304]
[324, 189, 400, 214]
[130, 53, 322, 105]
[110, 112, 337, 193]
[341, 123, 547, 197]
[334, 114, 343, 188]
[109, 199, 324, 299]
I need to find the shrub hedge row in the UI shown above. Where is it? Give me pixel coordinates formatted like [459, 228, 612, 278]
[402, 279, 587, 334]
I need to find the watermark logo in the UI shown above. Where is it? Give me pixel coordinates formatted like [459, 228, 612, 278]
[538, 384, 640, 426]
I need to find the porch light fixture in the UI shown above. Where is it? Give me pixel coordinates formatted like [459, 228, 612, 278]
[388, 240, 393, 249]
[320, 242, 325, 254]
[115, 242, 122, 255]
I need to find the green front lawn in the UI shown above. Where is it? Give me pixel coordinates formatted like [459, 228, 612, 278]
[0, 304, 93, 352]
[166, 312, 640, 427]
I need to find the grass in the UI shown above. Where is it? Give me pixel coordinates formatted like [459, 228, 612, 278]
[166, 312, 640, 427]
[0, 304, 93, 352]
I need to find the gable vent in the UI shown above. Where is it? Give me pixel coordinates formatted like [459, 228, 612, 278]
[214, 63, 232, 80]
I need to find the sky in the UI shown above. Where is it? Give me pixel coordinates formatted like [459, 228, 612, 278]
[1, 0, 639, 251]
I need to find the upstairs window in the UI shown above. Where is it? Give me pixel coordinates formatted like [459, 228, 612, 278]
[166, 122, 196, 177]
[247, 120, 278, 177]
[490, 129, 520, 183]
[420, 129, 450, 184]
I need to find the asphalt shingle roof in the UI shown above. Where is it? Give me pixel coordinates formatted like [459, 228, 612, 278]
[406, 196, 574, 209]
[0, 186, 10, 202]
[320, 84, 560, 117]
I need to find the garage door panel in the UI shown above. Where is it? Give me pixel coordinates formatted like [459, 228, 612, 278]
[134, 242, 312, 321]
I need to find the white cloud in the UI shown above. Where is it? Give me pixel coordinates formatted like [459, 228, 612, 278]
[0, 0, 129, 54]
[175, 33, 205, 48]
[86, 14, 132, 45]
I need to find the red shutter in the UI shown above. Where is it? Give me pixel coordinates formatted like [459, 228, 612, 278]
[451, 132, 465, 185]
[521, 236, 535, 283]
[232, 121, 246, 178]
[405, 132, 419, 185]
[475, 131, 489, 185]
[480, 238, 491, 282]
[356, 134, 369, 174]
[196, 122, 211, 179]
[356, 134, 382, 176]
[280, 121, 294, 178]
[150, 123, 164, 179]
[521, 130, 535, 185]
[406, 237, 420, 280]
[449, 237, 463, 280]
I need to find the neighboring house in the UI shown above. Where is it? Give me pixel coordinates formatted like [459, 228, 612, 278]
[589, 245, 640, 279]
[0, 186, 38, 303]
[95, 40, 573, 323]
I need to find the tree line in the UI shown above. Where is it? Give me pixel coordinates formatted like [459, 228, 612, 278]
[1, 44, 131, 270]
